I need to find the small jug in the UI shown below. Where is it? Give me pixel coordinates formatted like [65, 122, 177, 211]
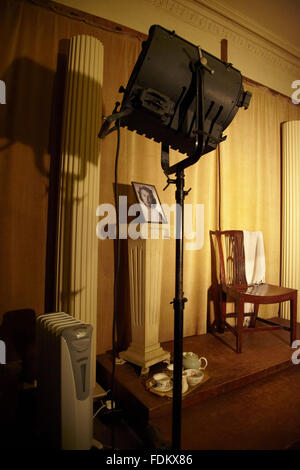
[181, 374, 188, 394]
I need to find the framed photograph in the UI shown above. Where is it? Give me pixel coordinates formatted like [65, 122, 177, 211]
[132, 182, 167, 224]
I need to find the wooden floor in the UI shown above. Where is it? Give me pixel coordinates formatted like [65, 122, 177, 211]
[151, 364, 300, 450]
[96, 318, 300, 449]
[96, 318, 300, 423]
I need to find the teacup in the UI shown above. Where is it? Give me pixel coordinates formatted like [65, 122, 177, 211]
[152, 372, 172, 390]
[182, 352, 208, 370]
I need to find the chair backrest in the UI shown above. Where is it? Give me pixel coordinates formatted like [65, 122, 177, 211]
[210, 230, 247, 286]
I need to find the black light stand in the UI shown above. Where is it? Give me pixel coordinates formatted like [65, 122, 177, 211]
[167, 168, 187, 449]
[161, 63, 205, 449]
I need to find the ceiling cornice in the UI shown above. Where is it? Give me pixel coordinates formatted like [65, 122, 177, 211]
[191, 0, 300, 59]
[144, 0, 300, 75]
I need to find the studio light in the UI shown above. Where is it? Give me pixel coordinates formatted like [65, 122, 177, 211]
[99, 24, 252, 450]
[100, 24, 251, 174]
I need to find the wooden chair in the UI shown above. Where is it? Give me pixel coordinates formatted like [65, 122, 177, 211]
[209, 230, 297, 353]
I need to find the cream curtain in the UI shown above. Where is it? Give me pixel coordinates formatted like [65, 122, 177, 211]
[219, 82, 300, 319]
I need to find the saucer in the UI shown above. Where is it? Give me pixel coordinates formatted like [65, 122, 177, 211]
[151, 382, 173, 393]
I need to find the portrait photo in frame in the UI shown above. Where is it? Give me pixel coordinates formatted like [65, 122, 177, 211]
[132, 182, 167, 224]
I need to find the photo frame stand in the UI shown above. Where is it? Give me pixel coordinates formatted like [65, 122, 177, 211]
[119, 224, 170, 373]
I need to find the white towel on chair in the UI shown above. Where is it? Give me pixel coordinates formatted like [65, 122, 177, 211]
[243, 231, 265, 285]
[243, 231, 266, 325]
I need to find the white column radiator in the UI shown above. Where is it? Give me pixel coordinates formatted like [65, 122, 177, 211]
[36, 312, 93, 450]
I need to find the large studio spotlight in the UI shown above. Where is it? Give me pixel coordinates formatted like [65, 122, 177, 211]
[100, 24, 251, 173]
[99, 24, 251, 450]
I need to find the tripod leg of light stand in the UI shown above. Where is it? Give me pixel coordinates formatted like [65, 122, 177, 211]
[171, 169, 187, 450]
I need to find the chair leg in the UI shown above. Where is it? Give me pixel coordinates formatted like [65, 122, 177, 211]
[236, 297, 244, 353]
[290, 293, 298, 345]
[250, 304, 259, 328]
[212, 287, 225, 333]
[220, 297, 226, 332]
[206, 287, 213, 333]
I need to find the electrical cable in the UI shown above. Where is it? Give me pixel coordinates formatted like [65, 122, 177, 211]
[93, 403, 106, 419]
[110, 118, 121, 449]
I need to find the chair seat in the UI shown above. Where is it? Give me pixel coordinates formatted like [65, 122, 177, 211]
[224, 283, 297, 304]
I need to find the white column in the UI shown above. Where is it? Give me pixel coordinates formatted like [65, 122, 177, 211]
[281, 120, 300, 321]
[56, 35, 104, 388]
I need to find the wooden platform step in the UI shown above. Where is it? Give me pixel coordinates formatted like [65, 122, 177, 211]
[96, 318, 300, 424]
